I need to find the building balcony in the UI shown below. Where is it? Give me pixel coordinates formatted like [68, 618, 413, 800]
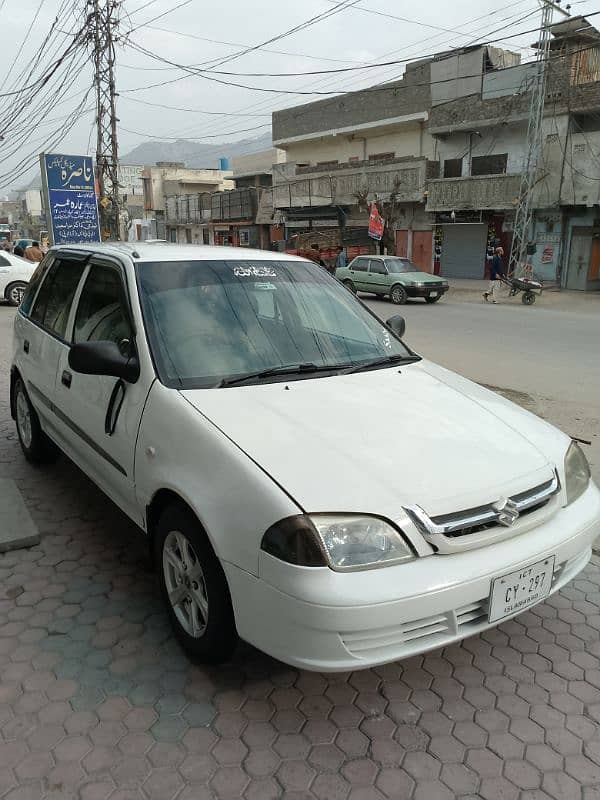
[165, 193, 212, 225]
[273, 157, 435, 209]
[426, 174, 522, 212]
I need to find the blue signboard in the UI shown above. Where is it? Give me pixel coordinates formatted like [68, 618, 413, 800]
[40, 153, 100, 245]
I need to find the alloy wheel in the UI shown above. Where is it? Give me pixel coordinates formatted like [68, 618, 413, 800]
[16, 387, 32, 449]
[162, 530, 209, 638]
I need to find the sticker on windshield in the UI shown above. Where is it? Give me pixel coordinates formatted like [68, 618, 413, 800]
[233, 265, 277, 278]
[254, 282, 276, 290]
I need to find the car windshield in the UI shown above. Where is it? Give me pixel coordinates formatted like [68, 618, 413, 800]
[136, 259, 415, 388]
[385, 258, 420, 274]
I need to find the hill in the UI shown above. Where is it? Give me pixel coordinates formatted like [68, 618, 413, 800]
[120, 132, 272, 168]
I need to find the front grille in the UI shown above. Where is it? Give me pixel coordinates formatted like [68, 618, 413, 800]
[405, 473, 560, 542]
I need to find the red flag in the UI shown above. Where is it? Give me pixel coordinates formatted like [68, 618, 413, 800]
[368, 203, 384, 241]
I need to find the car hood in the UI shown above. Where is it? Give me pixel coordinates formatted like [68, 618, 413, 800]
[400, 271, 444, 283]
[180, 362, 555, 519]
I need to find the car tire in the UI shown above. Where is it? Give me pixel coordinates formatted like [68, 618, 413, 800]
[342, 280, 356, 294]
[13, 377, 58, 464]
[155, 503, 238, 664]
[5, 282, 28, 307]
[390, 284, 407, 305]
[425, 294, 442, 304]
[522, 291, 535, 305]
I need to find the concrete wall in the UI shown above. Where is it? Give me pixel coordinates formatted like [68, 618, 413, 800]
[281, 123, 433, 167]
[231, 149, 285, 177]
[435, 123, 528, 176]
[272, 60, 431, 142]
[144, 167, 234, 211]
[431, 49, 484, 107]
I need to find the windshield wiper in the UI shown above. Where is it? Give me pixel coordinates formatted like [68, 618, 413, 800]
[341, 353, 421, 375]
[218, 362, 351, 388]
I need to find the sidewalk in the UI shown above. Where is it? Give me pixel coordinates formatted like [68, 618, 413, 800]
[447, 279, 600, 312]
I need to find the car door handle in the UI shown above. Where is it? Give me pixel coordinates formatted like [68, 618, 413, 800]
[61, 370, 72, 389]
[23, 340, 29, 354]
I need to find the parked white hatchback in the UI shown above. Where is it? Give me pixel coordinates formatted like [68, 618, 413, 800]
[10, 244, 600, 671]
[0, 250, 35, 306]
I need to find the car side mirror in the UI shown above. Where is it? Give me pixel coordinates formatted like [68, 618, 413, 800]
[69, 341, 140, 383]
[386, 315, 406, 338]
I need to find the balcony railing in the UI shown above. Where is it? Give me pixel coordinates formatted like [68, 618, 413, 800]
[426, 174, 522, 212]
[165, 193, 212, 225]
[274, 157, 434, 209]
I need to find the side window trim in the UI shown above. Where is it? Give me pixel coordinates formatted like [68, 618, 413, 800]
[20, 255, 55, 318]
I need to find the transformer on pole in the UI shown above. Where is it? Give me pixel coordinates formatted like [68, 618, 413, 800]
[508, 0, 569, 277]
[89, 0, 121, 241]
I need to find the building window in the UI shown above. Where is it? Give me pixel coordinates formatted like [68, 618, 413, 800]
[349, 156, 360, 163]
[570, 113, 600, 133]
[239, 229, 250, 246]
[315, 160, 339, 168]
[471, 154, 508, 176]
[443, 158, 463, 178]
[368, 152, 395, 162]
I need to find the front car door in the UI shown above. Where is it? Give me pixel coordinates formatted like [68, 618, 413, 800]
[367, 258, 389, 296]
[53, 257, 155, 525]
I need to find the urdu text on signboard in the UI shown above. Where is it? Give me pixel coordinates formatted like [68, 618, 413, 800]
[40, 153, 101, 245]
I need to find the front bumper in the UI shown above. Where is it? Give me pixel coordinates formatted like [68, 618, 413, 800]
[225, 483, 600, 671]
[406, 284, 448, 298]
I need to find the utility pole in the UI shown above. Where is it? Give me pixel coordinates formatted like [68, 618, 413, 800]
[89, 0, 121, 240]
[508, 0, 569, 277]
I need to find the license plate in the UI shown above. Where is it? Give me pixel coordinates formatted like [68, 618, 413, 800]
[488, 556, 555, 623]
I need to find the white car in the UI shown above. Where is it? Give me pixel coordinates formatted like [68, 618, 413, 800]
[0, 250, 35, 306]
[10, 244, 600, 671]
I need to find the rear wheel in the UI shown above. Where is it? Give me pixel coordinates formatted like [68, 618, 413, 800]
[13, 377, 58, 464]
[522, 291, 535, 305]
[390, 284, 407, 305]
[155, 503, 237, 664]
[342, 279, 356, 294]
[425, 294, 442, 304]
[5, 282, 28, 307]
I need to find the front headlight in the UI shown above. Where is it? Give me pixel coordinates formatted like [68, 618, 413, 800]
[565, 441, 591, 505]
[261, 514, 415, 571]
[310, 515, 414, 570]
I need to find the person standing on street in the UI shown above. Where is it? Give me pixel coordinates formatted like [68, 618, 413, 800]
[484, 246, 505, 304]
[335, 246, 347, 271]
[24, 241, 44, 263]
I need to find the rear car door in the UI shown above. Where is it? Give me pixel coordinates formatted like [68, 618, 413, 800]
[350, 258, 369, 291]
[367, 258, 389, 296]
[14, 254, 87, 443]
[53, 257, 155, 525]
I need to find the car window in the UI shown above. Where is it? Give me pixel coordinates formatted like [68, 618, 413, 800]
[74, 264, 132, 346]
[136, 260, 413, 388]
[20, 256, 54, 316]
[351, 259, 368, 272]
[386, 258, 419, 274]
[369, 259, 387, 275]
[0, 255, 10, 267]
[30, 258, 86, 339]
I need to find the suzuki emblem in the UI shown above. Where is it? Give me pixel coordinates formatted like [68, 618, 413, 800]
[493, 498, 520, 527]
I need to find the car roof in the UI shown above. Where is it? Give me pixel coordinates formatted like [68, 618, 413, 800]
[48, 242, 311, 264]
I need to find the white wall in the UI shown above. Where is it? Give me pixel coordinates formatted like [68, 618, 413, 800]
[436, 123, 528, 176]
[282, 122, 434, 167]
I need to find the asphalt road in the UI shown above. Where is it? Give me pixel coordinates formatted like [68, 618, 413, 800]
[363, 293, 600, 484]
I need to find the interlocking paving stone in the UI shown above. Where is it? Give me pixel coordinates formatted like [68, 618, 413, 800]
[2, 358, 600, 798]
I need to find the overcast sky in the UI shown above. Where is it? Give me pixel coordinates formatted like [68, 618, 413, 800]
[0, 0, 598, 191]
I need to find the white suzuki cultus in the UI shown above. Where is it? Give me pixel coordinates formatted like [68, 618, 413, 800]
[11, 244, 600, 671]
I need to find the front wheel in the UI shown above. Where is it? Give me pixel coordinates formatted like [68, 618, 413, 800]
[389, 284, 407, 305]
[522, 291, 536, 305]
[13, 377, 58, 464]
[342, 280, 356, 294]
[155, 504, 237, 664]
[425, 294, 442, 304]
[5, 282, 28, 307]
